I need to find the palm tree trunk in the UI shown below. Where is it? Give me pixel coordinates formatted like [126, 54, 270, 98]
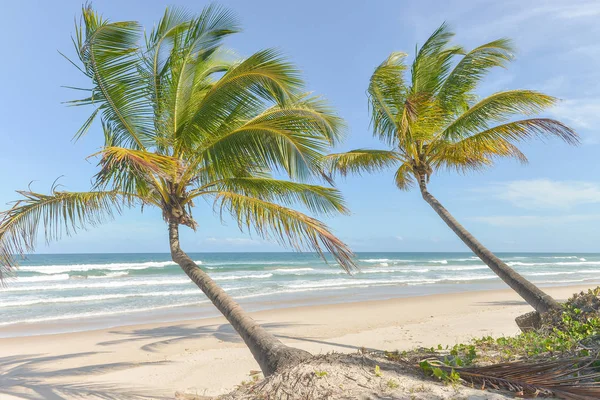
[417, 174, 560, 314]
[168, 220, 311, 376]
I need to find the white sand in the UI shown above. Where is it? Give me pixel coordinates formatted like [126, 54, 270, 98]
[0, 285, 592, 399]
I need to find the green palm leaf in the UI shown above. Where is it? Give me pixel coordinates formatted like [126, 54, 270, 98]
[368, 52, 409, 145]
[91, 146, 180, 203]
[0, 189, 131, 279]
[214, 192, 356, 272]
[438, 38, 514, 110]
[69, 6, 153, 149]
[197, 96, 343, 181]
[442, 90, 559, 139]
[322, 150, 400, 177]
[196, 177, 348, 216]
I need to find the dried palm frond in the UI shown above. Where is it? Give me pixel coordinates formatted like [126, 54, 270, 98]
[427, 356, 600, 399]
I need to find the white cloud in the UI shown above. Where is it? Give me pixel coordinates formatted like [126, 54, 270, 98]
[482, 179, 600, 210]
[470, 214, 600, 227]
[395, 236, 404, 241]
[549, 99, 600, 130]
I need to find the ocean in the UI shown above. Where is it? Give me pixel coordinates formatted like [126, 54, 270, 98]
[1, 252, 599, 337]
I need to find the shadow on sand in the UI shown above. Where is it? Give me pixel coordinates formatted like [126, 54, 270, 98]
[475, 300, 528, 306]
[0, 352, 170, 399]
[1, 321, 380, 399]
[98, 321, 380, 353]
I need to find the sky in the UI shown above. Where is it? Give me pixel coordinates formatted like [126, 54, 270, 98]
[0, 0, 599, 254]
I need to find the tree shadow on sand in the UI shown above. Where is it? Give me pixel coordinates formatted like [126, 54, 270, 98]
[97, 322, 309, 353]
[98, 322, 383, 355]
[476, 300, 528, 306]
[0, 352, 170, 399]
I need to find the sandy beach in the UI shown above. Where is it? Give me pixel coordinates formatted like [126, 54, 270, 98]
[0, 284, 592, 399]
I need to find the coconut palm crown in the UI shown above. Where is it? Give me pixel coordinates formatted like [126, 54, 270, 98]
[324, 23, 578, 314]
[0, 5, 356, 375]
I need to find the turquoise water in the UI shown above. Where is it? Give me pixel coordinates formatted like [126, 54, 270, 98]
[1, 252, 599, 335]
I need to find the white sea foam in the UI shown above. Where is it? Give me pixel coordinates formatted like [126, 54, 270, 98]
[526, 269, 600, 277]
[0, 289, 203, 308]
[89, 271, 129, 279]
[542, 256, 580, 259]
[360, 268, 430, 274]
[0, 302, 209, 327]
[360, 259, 389, 263]
[429, 260, 448, 264]
[272, 268, 315, 273]
[508, 261, 600, 267]
[285, 276, 465, 290]
[18, 260, 204, 274]
[3, 278, 194, 292]
[213, 273, 273, 281]
[440, 266, 488, 271]
[203, 260, 308, 267]
[15, 274, 70, 283]
[440, 275, 497, 282]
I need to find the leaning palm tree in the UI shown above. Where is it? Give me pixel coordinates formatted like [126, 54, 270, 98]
[324, 24, 578, 314]
[0, 5, 356, 375]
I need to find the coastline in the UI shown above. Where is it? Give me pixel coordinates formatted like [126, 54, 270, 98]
[6, 251, 599, 338]
[0, 284, 594, 398]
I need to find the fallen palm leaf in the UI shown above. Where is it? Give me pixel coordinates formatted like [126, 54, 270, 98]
[423, 356, 600, 399]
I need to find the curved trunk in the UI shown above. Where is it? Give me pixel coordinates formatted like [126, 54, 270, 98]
[168, 221, 311, 375]
[417, 175, 560, 314]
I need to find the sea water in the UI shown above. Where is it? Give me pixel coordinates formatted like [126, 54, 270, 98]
[1, 252, 599, 336]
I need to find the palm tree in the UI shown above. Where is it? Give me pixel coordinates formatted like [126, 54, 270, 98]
[324, 24, 578, 314]
[0, 5, 356, 376]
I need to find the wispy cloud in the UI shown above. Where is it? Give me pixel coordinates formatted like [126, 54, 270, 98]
[480, 179, 600, 210]
[548, 99, 600, 143]
[470, 214, 600, 227]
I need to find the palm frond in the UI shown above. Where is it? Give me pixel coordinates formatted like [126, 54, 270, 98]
[0, 189, 130, 280]
[164, 5, 240, 138]
[431, 118, 578, 172]
[322, 150, 400, 177]
[432, 138, 526, 173]
[144, 6, 194, 130]
[394, 162, 415, 190]
[182, 49, 303, 142]
[91, 146, 179, 203]
[69, 5, 153, 149]
[442, 90, 560, 139]
[368, 52, 408, 145]
[438, 38, 514, 111]
[214, 192, 356, 272]
[444, 118, 578, 153]
[410, 22, 462, 96]
[197, 98, 341, 182]
[431, 356, 600, 399]
[197, 177, 348, 216]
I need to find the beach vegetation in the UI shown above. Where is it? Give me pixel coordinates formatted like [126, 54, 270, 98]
[386, 378, 399, 389]
[390, 288, 600, 397]
[314, 370, 328, 378]
[323, 23, 578, 315]
[0, 4, 355, 376]
[374, 364, 382, 377]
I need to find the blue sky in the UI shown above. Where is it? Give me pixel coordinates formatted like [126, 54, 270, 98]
[1, 0, 599, 253]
